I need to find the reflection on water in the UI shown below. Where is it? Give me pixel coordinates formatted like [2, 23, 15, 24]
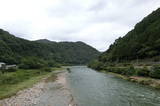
[67, 66, 160, 106]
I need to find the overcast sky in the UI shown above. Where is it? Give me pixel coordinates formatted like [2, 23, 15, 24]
[0, 0, 160, 51]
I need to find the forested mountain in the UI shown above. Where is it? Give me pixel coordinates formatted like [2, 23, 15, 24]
[98, 8, 160, 63]
[0, 29, 100, 65]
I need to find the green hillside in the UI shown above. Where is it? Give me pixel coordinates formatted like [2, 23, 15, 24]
[0, 29, 100, 65]
[99, 8, 160, 63]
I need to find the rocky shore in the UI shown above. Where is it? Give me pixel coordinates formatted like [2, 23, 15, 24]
[0, 72, 76, 106]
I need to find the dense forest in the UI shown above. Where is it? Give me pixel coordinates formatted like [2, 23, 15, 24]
[89, 8, 160, 70]
[0, 29, 100, 65]
[98, 8, 160, 63]
[88, 8, 160, 80]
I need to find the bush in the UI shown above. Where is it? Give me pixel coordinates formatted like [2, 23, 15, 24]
[40, 67, 52, 72]
[136, 67, 150, 77]
[105, 66, 136, 76]
[0, 70, 5, 74]
[5, 67, 17, 72]
[153, 56, 160, 62]
[54, 63, 61, 68]
[122, 63, 132, 67]
[88, 60, 104, 70]
[0, 73, 20, 85]
[127, 67, 133, 75]
[110, 68, 124, 74]
[149, 65, 160, 79]
[19, 57, 47, 69]
[108, 63, 116, 67]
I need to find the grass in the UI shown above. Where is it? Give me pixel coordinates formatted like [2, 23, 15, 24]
[0, 67, 63, 99]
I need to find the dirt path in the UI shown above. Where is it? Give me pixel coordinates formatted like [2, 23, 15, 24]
[0, 72, 76, 106]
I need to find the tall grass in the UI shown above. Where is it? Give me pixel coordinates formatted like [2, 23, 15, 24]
[0, 68, 56, 99]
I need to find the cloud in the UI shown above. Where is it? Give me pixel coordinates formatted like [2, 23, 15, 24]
[0, 0, 159, 51]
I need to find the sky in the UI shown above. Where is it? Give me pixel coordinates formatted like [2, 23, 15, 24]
[0, 0, 160, 51]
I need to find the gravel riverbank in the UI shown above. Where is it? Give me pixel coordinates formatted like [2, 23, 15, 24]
[0, 72, 76, 106]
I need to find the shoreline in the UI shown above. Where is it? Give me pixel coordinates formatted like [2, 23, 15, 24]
[0, 76, 47, 106]
[107, 72, 160, 89]
[56, 72, 77, 106]
[0, 71, 76, 106]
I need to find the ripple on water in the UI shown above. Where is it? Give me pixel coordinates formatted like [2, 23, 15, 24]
[67, 66, 160, 106]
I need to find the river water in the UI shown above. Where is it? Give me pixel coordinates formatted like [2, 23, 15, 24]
[67, 66, 160, 106]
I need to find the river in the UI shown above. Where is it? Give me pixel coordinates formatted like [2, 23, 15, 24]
[67, 66, 160, 106]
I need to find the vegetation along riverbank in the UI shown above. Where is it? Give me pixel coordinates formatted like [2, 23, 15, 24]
[0, 27, 99, 101]
[0, 71, 76, 106]
[0, 63, 64, 99]
[88, 8, 160, 89]
[98, 64, 160, 89]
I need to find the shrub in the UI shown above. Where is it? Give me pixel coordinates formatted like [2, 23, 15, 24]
[105, 66, 136, 76]
[123, 66, 136, 76]
[111, 68, 124, 74]
[47, 60, 56, 67]
[108, 63, 116, 67]
[122, 63, 132, 67]
[149, 65, 160, 79]
[19, 57, 47, 69]
[153, 56, 160, 62]
[0, 70, 5, 74]
[41, 67, 52, 72]
[88, 60, 104, 70]
[136, 67, 150, 77]
[5, 67, 17, 72]
[0, 73, 20, 85]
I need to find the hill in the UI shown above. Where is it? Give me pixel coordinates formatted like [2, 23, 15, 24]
[0, 29, 100, 65]
[98, 8, 160, 63]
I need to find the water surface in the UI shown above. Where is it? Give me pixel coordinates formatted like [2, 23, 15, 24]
[67, 66, 160, 106]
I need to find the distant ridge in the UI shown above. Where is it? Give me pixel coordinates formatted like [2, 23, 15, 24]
[0, 29, 100, 64]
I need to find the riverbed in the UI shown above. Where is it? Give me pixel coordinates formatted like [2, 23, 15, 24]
[67, 66, 160, 106]
[1, 66, 160, 106]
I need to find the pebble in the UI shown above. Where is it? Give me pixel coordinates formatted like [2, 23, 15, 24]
[0, 81, 46, 106]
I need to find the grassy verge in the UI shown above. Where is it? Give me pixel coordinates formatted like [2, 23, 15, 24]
[0, 68, 64, 99]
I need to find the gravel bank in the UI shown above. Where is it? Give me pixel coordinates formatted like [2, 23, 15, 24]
[0, 72, 76, 106]
[0, 80, 45, 106]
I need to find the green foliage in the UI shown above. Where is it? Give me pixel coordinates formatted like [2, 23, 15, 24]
[105, 66, 136, 76]
[149, 65, 160, 78]
[153, 56, 160, 62]
[121, 63, 132, 67]
[88, 8, 160, 79]
[47, 60, 61, 68]
[98, 8, 160, 62]
[0, 69, 50, 86]
[88, 60, 103, 70]
[105, 67, 124, 74]
[0, 30, 100, 65]
[19, 57, 47, 69]
[125, 66, 136, 76]
[136, 67, 150, 77]
[40, 67, 52, 72]
[5, 67, 17, 72]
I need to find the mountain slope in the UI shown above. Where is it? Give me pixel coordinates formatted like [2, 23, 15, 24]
[36, 40, 100, 64]
[99, 8, 160, 63]
[0, 29, 100, 64]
